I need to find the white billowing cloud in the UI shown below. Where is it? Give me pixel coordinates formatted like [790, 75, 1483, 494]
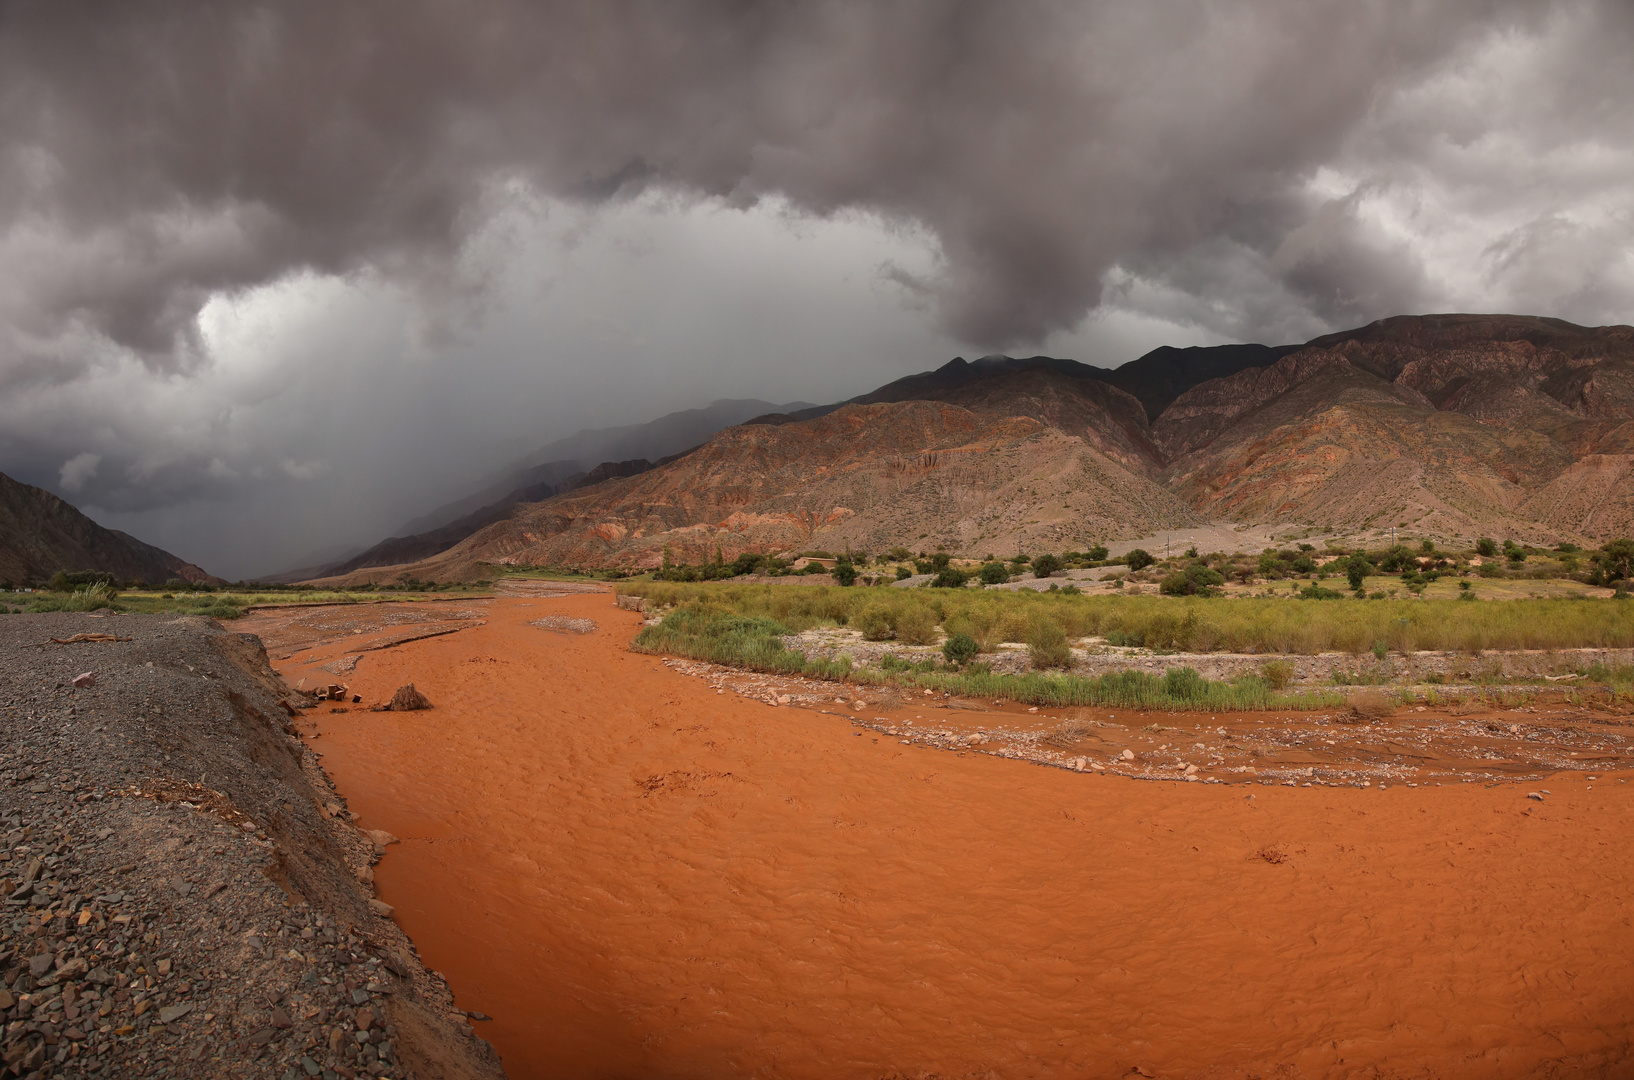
[58, 452, 100, 492]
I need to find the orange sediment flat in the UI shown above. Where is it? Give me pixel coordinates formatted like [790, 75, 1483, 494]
[274, 592, 1634, 1078]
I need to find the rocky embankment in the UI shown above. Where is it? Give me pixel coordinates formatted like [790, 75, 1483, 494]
[0, 613, 506, 1080]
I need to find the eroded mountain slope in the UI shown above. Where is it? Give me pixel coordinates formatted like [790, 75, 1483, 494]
[324, 401, 1200, 580]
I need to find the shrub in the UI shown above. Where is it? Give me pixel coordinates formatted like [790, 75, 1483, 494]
[1087, 544, 1109, 561]
[932, 567, 970, 588]
[1160, 564, 1225, 597]
[1346, 555, 1371, 592]
[1162, 666, 1207, 703]
[942, 633, 979, 666]
[1032, 553, 1063, 578]
[1026, 617, 1072, 669]
[1261, 660, 1294, 691]
[833, 558, 857, 587]
[1372, 639, 1388, 660]
[893, 566, 912, 580]
[1125, 549, 1154, 571]
[895, 605, 939, 645]
[1476, 538, 1497, 557]
[977, 562, 1009, 585]
[856, 604, 894, 641]
[1297, 583, 1346, 600]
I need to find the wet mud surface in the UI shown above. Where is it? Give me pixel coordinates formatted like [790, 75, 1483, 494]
[239, 588, 1634, 1079]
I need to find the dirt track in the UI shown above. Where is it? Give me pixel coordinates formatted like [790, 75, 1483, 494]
[243, 589, 1634, 1079]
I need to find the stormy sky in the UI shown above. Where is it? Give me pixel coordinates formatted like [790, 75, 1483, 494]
[2, 1, 1631, 578]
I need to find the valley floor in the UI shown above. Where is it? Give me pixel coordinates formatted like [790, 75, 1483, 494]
[248, 588, 1634, 1079]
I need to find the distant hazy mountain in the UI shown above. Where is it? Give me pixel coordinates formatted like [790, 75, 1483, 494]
[318, 398, 814, 577]
[0, 471, 216, 586]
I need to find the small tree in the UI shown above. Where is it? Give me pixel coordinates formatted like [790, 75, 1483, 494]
[1346, 554, 1370, 593]
[1032, 553, 1063, 578]
[1600, 538, 1634, 583]
[1475, 537, 1497, 557]
[1125, 549, 1154, 572]
[833, 557, 857, 586]
[942, 633, 979, 666]
[978, 561, 1009, 585]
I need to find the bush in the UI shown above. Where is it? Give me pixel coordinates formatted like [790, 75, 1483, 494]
[895, 566, 913, 580]
[942, 633, 979, 666]
[1261, 660, 1294, 691]
[932, 567, 970, 588]
[1026, 618, 1072, 669]
[895, 606, 939, 645]
[833, 558, 857, 587]
[1087, 544, 1109, 561]
[856, 604, 894, 641]
[1346, 555, 1371, 592]
[1162, 667, 1207, 703]
[1476, 538, 1497, 557]
[1125, 549, 1154, 571]
[1297, 583, 1346, 600]
[977, 562, 1009, 585]
[1032, 553, 1063, 579]
[1160, 564, 1225, 597]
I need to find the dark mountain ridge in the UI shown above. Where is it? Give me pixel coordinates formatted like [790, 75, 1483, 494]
[0, 472, 216, 586]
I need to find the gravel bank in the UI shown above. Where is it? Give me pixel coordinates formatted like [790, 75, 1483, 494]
[0, 612, 506, 1080]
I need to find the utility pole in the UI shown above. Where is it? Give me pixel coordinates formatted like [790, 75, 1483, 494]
[1166, 533, 1170, 559]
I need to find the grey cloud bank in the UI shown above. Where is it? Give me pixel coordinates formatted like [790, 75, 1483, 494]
[1, 1, 1631, 577]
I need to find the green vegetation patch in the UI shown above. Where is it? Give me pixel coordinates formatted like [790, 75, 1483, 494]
[620, 581, 1634, 655]
[630, 599, 1343, 711]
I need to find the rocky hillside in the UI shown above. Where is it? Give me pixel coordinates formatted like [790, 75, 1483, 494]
[309, 314, 1634, 580]
[321, 400, 1201, 582]
[0, 472, 216, 587]
[1158, 315, 1634, 542]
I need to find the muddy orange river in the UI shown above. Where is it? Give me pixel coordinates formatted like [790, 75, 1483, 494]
[243, 590, 1634, 1079]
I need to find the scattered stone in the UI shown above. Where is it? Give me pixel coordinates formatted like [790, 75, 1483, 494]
[369, 898, 396, 918]
[71, 670, 97, 688]
[1527, 791, 1545, 801]
[1119, 749, 1136, 761]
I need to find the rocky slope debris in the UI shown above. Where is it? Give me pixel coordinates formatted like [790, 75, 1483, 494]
[0, 613, 505, 1080]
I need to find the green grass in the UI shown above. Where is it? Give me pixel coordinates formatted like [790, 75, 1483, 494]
[631, 600, 1346, 711]
[13, 586, 490, 620]
[619, 581, 1634, 655]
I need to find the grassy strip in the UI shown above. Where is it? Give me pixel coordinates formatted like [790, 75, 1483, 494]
[631, 604, 1347, 712]
[619, 581, 1634, 655]
[1, 585, 485, 620]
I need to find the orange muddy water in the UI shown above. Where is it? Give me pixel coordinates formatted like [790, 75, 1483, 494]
[245, 591, 1634, 1079]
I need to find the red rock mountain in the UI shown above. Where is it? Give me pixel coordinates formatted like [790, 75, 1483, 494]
[315, 314, 1634, 581]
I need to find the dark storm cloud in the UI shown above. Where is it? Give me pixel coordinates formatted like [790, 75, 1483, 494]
[1, 0, 1590, 362]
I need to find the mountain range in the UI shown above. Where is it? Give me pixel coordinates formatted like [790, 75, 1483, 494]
[308, 313, 1634, 583]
